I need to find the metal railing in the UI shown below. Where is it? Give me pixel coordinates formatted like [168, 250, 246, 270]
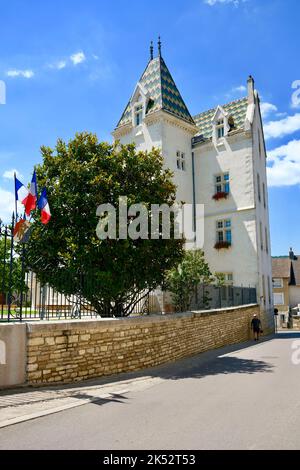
[0, 220, 257, 322]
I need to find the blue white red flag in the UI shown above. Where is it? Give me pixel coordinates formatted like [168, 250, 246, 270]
[25, 170, 37, 216]
[14, 175, 29, 207]
[38, 188, 51, 225]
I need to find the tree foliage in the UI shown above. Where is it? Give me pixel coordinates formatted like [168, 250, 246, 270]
[24, 132, 184, 316]
[166, 249, 214, 312]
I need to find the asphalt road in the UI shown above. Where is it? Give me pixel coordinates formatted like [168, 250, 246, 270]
[0, 332, 300, 450]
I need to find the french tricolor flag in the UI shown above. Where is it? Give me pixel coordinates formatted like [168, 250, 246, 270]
[14, 175, 29, 207]
[38, 188, 51, 225]
[25, 170, 38, 216]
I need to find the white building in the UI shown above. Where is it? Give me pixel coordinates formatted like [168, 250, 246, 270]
[112, 41, 273, 324]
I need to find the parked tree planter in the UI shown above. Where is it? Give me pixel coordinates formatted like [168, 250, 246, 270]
[214, 241, 231, 250]
[213, 191, 229, 201]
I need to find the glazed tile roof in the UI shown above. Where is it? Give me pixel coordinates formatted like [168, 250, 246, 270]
[193, 97, 248, 140]
[117, 56, 195, 128]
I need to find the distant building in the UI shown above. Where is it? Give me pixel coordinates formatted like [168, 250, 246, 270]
[272, 248, 300, 326]
[113, 40, 273, 325]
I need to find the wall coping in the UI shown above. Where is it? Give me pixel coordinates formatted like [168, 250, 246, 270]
[25, 304, 258, 332]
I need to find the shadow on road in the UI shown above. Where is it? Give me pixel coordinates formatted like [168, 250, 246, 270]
[149, 355, 274, 381]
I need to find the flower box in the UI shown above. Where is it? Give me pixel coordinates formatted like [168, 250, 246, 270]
[213, 191, 229, 201]
[214, 241, 231, 250]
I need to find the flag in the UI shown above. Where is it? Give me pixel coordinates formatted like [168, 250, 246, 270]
[13, 218, 32, 243]
[25, 170, 37, 216]
[14, 175, 29, 207]
[38, 188, 51, 225]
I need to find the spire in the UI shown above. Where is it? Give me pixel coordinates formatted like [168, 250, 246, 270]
[158, 36, 162, 57]
[115, 48, 195, 129]
[150, 41, 154, 61]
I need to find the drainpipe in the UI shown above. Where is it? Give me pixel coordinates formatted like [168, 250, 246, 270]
[191, 151, 197, 247]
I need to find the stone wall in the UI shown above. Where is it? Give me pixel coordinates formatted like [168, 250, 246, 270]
[26, 303, 272, 385]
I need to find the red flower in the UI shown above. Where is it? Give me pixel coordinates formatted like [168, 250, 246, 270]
[214, 241, 231, 250]
[212, 191, 229, 201]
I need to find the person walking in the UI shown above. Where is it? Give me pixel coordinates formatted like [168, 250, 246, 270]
[251, 314, 262, 341]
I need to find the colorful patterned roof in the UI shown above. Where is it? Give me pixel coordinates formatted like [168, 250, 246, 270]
[116, 56, 195, 128]
[193, 97, 248, 140]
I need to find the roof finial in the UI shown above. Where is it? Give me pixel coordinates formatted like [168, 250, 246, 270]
[150, 41, 154, 60]
[158, 36, 162, 57]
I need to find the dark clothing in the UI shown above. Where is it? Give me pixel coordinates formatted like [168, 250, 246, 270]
[251, 318, 261, 333]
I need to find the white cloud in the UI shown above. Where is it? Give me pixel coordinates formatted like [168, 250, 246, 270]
[260, 102, 278, 119]
[233, 85, 246, 92]
[0, 187, 15, 223]
[267, 139, 300, 186]
[49, 60, 67, 70]
[6, 69, 34, 79]
[204, 0, 246, 6]
[3, 169, 23, 180]
[70, 51, 86, 66]
[264, 113, 300, 140]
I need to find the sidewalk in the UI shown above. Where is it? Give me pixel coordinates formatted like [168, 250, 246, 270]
[0, 375, 163, 429]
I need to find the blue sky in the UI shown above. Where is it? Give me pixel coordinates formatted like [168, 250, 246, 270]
[0, 0, 299, 255]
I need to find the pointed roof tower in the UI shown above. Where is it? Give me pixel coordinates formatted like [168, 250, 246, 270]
[115, 39, 195, 130]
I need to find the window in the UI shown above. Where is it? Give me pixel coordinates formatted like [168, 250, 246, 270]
[134, 104, 143, 126]
[258, 130, 261, 158]
[217, 273, 234, 301]
[273, 278, 283, 288]
[215, 173, 230, 195]
[260, 221, 263, 250]
[176, 151, 186, 171]
[262, 274, 266, 304]
[216, 219, 232, 244]
[262, 183, 266, 208]
[274, 293, 284, 305]
[265, 227, 269, 253]
[257, 173, 261, 202]
[268, 276, 272, 304]
[216, 119, 224, 139]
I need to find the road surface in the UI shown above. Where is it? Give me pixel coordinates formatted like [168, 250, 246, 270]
[0, 332, 299, 450]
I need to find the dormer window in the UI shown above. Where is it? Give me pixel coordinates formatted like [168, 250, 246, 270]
[134, 104, 143, 126]
[216, 119, 224, 139]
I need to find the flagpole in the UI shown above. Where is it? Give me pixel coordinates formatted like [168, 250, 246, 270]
[14, 172, 18, 222]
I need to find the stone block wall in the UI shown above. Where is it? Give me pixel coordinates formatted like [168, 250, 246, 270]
[26, 303, 272, 385]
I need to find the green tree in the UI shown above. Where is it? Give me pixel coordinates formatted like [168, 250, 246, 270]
[166, 249, 214, 312]
[24, 132, 184, 317]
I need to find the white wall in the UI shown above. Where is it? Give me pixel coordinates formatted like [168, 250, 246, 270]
[193, 132, 258, 287]
[251, 96, 273, 310]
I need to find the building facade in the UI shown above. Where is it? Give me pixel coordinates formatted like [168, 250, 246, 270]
[272, 249, 300, 326]
[112, 43, 273, 324]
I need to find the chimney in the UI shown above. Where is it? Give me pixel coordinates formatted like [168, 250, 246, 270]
[289, 247, 295, 260]
[247, 75, 255, 104]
